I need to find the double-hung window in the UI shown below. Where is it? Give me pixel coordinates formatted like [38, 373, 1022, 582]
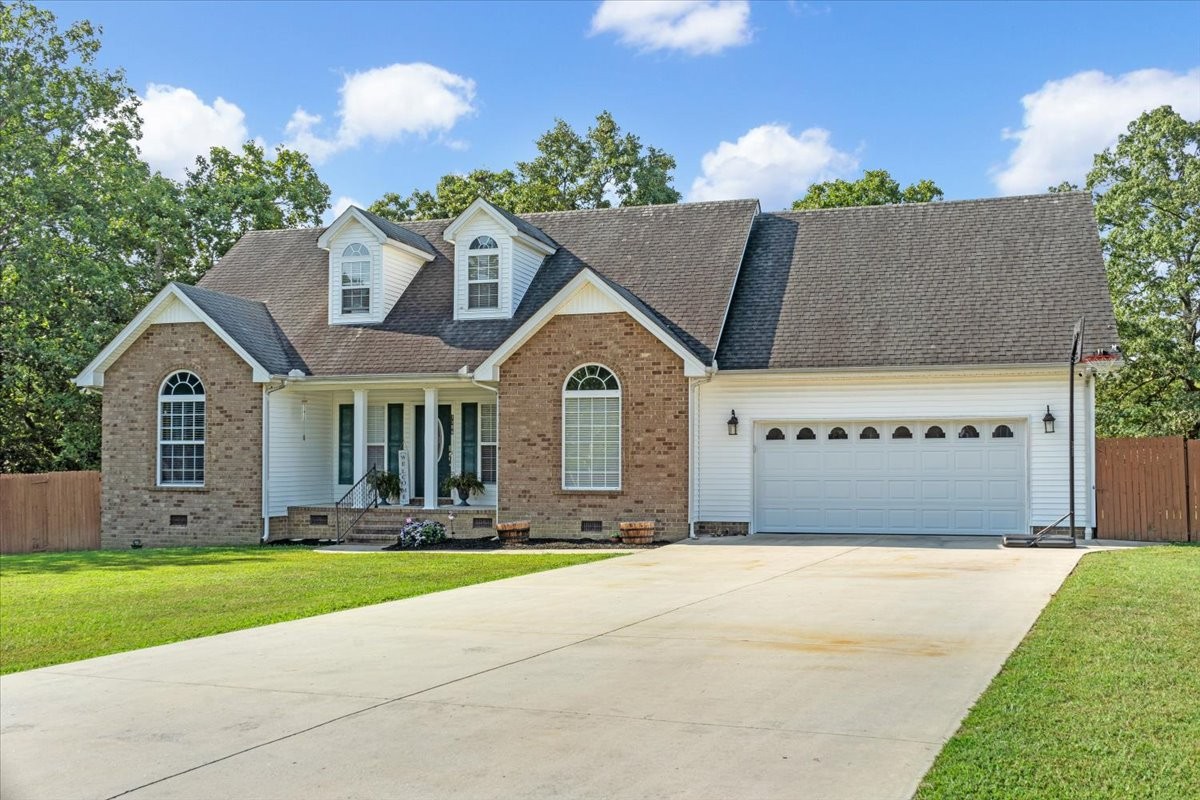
[562, 365, 621, 490]
[340, 242, 371, 314]
[159, 371, 205, 486]
[366, 405, 386, 473]
[467, 236, 500, 309]
[479, 403, 498, 484]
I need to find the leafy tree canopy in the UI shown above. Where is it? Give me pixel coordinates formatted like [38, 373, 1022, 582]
[0, 1, 328, 472]
[368, 111, 681, 221]
[1088, 106, 1199, 438]
[792, 169, 944, 210]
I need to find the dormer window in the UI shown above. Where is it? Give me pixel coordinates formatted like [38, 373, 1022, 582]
[467, 236, 500, 309]
[340, 243, 371, 314]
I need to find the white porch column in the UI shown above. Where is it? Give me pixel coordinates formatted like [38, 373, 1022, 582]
[423, 386, 438, 509]
[353, 388, 368, 481]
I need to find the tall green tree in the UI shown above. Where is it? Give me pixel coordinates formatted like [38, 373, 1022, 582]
[368, 111, 681, 221]
[792, 169, 943, 210]
[1088, 106, 1199, 438]
[183, 141, 330, 273]
[0, 1, 188, 471]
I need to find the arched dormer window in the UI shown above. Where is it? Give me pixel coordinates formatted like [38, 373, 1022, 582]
[467, 236, 500, 309]
[340, 243, 371, 314]
[563, 365, 620, 490]
[159, 371, 205, 486]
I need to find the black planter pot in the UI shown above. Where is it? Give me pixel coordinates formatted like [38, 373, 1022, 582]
[457, 488, 470, 506]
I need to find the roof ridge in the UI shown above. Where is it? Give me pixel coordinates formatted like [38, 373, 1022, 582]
[771, 191, 1090, 217]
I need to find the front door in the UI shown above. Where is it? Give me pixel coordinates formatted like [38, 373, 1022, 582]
[413, 404, 452, 500]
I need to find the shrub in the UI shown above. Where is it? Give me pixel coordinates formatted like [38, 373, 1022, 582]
[397, 518, 447, 548]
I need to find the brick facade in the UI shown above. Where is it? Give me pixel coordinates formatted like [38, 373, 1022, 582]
[101, 323, 262, 548]
[498, 312, 689, 540]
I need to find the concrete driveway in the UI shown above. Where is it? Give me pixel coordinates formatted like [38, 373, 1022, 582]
[1, 536, 1094, 800]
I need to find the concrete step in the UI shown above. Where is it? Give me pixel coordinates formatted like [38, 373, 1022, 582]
[344, 531, 400, 543]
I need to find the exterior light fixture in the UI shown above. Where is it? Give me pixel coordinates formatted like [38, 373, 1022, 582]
[1042, 406, 1055, 434]
[727, 410, 739, 436]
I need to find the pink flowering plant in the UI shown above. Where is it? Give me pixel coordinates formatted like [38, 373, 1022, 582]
[397, 519, 447, 548]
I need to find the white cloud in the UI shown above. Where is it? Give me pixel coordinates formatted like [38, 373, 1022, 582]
[327, 195, 363, 222]
[284, 63, 476, 163]
[688, 124, 857, 210]
[590, 1, 751, 55]
[137, 84, 248, 179]
[993, 67, 1200, 195]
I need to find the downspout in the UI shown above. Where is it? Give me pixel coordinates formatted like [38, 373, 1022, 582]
[261, 380, 289, 543]
[689, 366, 716, 538]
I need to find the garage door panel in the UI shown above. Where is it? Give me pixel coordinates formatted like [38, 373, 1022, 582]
[755, 420, 1026, 535]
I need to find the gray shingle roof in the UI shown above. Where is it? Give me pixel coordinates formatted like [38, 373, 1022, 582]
[197, 200, 759, 376]
[489, 203, 558, 248]
[173, 282, 307, 375]
[355, 208, 437, 257]
[716, 192, 1117, 370]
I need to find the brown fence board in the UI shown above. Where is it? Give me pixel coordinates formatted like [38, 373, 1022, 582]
[1096, 437, 1191, 541]
[1189, 440, 1199, 542]
[0, 472, 101, 554]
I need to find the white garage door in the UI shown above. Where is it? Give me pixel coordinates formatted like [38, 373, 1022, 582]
[755, 421, 1026, 535]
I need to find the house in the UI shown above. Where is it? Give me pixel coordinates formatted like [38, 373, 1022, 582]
[74, 193, 1117, 548]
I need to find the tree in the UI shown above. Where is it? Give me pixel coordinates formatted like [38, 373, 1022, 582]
[368, 111, 681, 221]
[1088, 106, 1199, 438]
[792, 169, 943, 210]
[183, 141, 329, 273]
[0, 1, 189, 472]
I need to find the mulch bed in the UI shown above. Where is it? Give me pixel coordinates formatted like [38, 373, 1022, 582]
[384, 537, 665, 551]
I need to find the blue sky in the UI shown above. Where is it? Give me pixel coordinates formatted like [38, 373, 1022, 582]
[51, 1, 1200, 214]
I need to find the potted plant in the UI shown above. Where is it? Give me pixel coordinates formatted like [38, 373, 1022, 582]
[442, 472, 485, 506]
[367, 470, 402, 505]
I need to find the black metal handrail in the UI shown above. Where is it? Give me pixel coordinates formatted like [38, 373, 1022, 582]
[334, 466, 379, 543]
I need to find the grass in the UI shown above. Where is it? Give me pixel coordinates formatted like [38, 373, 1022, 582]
[917, 545, 1200, 800]
[0, 546, 617, 675]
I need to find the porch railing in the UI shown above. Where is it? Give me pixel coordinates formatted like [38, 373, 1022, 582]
[334, 467, 379, 543]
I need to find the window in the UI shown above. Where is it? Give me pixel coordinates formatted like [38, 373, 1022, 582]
[367, 405, 386, 472]
[828, 426, 848, 440]
[340, 243, 371, 314]
[796, 427, 816, 440]
[860, 426, 880, 440]
[993, 424, 1014, 438]
[467, 235, 500, 309]
[958, 425, 980, 439]
[893, 425, 912, 439]
[480, 403, 498, 483]
[159, 371, 205, 485]
[925, 425, 946, 439]
[563, 365, 620, 490]
[766, 427, 785, 441]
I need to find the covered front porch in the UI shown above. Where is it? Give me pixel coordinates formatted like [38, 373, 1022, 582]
[263, 378, 499, 539]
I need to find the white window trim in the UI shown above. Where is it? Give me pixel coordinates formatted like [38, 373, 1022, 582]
[561, 364, 622, 492]
[340, 243, 371, 316]
[466, 237, 501, 311]
[157, 371, 206, 488]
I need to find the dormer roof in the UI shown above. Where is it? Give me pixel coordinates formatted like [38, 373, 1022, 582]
[317, 205, 437, 260]
[442, 197, 558, 254]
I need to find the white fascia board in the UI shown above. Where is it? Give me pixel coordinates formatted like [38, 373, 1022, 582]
[381, 237, 436, 264]
[711, 363, 1066, 383]
[74, 284, 272, 388]
[443, 198, 517, 244]
[474, 269, 708, 381]
[316, 207, 388, 250]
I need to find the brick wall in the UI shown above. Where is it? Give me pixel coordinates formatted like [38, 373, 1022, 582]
[498, 312, 689, 540]
[101, 323, 262, 548]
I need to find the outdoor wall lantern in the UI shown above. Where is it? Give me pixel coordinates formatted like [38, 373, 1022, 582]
[727, 410, 739, 436]
[1042, 406, 1056, 434]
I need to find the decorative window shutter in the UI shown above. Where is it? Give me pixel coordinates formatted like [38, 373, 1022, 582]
[460, 403, 478, 476]
[387, 404, 404, 474]
[338, 404, 354, 484]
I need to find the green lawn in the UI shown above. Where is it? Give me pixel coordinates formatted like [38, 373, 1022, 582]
[917, 545, 1200, 800]
[0, 546, 616, 675]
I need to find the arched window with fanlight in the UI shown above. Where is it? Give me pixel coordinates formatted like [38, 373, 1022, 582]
[563, 365, 620, 490]
[993, 424, 1014, 438]
[159, 371, 205, 486]
[860, 426, 880, 440]
[958, 425, 980, 439]
[892, 425, 913, 439]
[828, 426, 848, 440]
[467, 235, 500, 309]
[340, 242, 371, 314]
[765, 427, 785, 441]
[796, 427, 816, 440]
[925, 425, 946, 439]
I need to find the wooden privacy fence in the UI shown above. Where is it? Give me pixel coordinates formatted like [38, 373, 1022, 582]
[1096, 437, 1198, 542]
[0, 471, 101, 554]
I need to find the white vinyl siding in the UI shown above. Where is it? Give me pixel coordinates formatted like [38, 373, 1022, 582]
[379, 242, 425, 314]
[510, 240, 545, 313]
[267, 389, 335, 515]
[695, 369, 1094, 532]
[455, 213, 512, 320]
[328, 220, 382, 325]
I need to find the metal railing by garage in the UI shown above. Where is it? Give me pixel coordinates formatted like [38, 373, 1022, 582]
[334, 467, 379, 543]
